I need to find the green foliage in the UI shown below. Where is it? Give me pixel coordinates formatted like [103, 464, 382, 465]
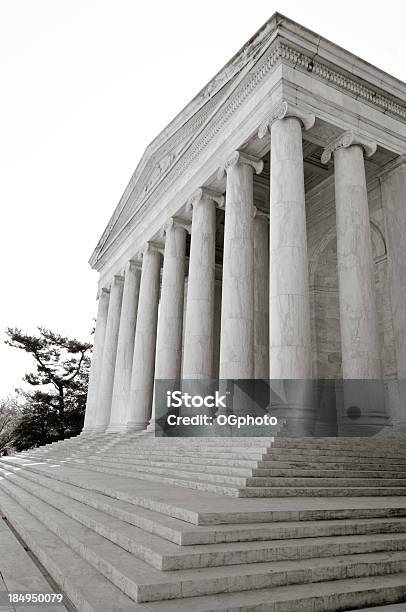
[4, 327, 92, 450]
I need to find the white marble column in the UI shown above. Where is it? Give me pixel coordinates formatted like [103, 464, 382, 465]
[380, 157, 406, 429]
[127, 244, 162, 430]
[107, 260, 141, 432]
[259, 100, 315, 379]
[322, 131, 381, 379]
[253, 209, 269, 379]
[379, 156, 406, 380]
[83, 287, 110, 432]
[154, 218, 188, 382]
[218, 151, 263, 379]
[183, 188, 223, 379]
[93, 275, 124, 432]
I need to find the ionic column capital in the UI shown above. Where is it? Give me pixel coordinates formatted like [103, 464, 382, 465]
[321, 130, 377, 164]
[258, 99, 315, 139]
[126, 258, 142, 272]
[96, 286, 110, 300]
[161, 216, 191, 237]
[187, 187, 225, 211]
[217, 151, 264, 180]
[137, 241, 164, 259]
[110, 274, 124, 289]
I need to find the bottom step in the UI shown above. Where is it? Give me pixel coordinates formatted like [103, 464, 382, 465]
[0, 490, 143, 611]
[144, 574, 406, 611]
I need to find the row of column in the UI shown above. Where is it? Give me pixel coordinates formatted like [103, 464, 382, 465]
[84, 98, 395, 433]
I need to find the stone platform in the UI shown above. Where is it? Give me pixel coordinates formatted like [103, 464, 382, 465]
[1, 435, 406, 611]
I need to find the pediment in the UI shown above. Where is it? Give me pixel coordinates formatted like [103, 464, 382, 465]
[89, 15, 282, 267]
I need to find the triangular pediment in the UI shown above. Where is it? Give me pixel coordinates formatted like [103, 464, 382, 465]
[89, 14, 283, 266]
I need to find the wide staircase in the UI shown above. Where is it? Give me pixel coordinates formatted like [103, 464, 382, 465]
[1, 435, 406, 611]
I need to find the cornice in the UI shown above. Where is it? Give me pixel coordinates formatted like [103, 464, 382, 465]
[91, 34, 406, 271]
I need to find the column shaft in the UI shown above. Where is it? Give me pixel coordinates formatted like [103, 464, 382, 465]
[93, 275, 124, 431]
[154, 220, 187, 381]
[219, 152, 262, 379]
[183, 192, 217, 379]
[269, 116, 312, 378]
[83, 288, 110, 432]
[108, 260, 141, 432]
[334, 144, 381, 378]
[127, 247, 161, 430]
[254, 212, 269, 379]
[380, 159, 406, 379]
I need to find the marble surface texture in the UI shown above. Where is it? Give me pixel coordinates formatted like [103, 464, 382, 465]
[182, 196, 216, 379]
[127, 247, 161, 430]
[269, 116, 312, 379]
[219, 157, 256, 379]
[108, 260, 141, 432]
[154, 221, 187, 381]
[83, 287, 110, 431]
[93, 275, 124, 431]
[334, 144, 382, 379]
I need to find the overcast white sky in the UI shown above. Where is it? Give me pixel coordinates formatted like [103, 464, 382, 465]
[1, 0, 405, 397]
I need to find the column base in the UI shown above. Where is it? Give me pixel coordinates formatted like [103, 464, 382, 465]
[81, 427, 106, 435]
[125, 422, 148, 432]
[105, 423, 129, 434]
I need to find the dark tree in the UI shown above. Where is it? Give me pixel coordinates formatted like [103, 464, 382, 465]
[5, 327, 92, 447]
[0, 397, 20, 454]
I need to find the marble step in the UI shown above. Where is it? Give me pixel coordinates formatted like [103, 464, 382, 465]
[265, 447, 406, 460]
[32, 458, 406, 498]
[75, 459, 406, 494]
[81, 457, 406, 488]
[263, 452, 406, 465]
[253, 468, 406, 478]
[144, 574, 406, 611]
[105, 447, 406, 464]
[352, 605, 406, 611]
[272, 438, 406, 448]
[8, 462, 406, 546]
[82, 454, 406, 478]
[92, 454, 261, 469]
[96, 452, 406, 473]
[239, 486, 406, 498]
[0, 489, 139, 611]
[3, 477, 406, 604]
[104, 448, 268, 459]
[246, 477, 406, 487]
[4, 466, 406, 572]
[119, 436, 276, 446]
[259, 460, 406, 472]
[81, 457, 250, 483]
[83, 455, 406, 479]
[59, 459, 244, 496]
[4, 457, 406, 525]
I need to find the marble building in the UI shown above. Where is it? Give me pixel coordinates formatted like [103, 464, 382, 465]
[2, 15, 406, 612]
[83, 12, 406, 436]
